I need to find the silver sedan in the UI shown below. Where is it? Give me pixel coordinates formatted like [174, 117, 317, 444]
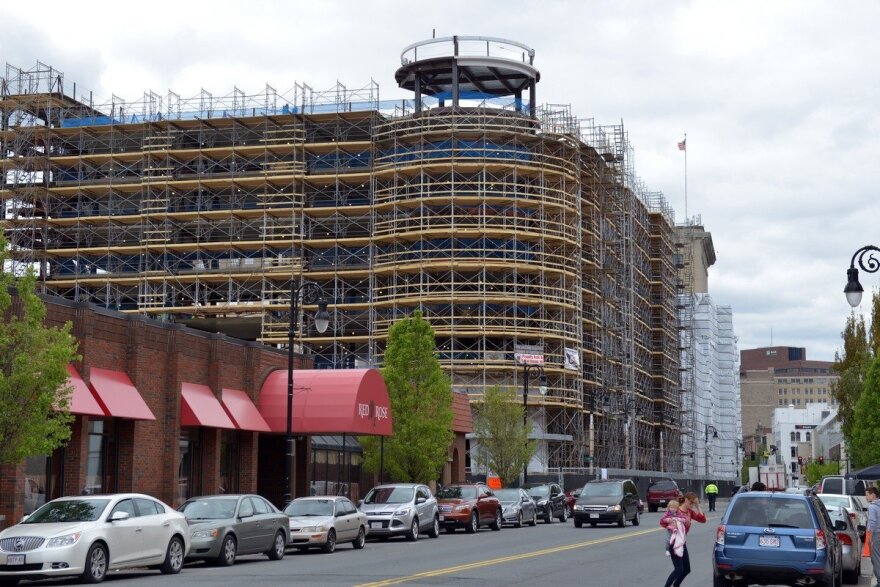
[494, 488, 537, 528]
[178, 494, 289, 565]
[825, 505, 862, 584]
[284, 496, 367, 553]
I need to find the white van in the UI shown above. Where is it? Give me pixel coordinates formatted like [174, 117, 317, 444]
[817, 475, 869, 508]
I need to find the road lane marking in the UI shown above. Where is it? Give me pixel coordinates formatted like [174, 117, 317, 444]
[354, 526, 665, 586]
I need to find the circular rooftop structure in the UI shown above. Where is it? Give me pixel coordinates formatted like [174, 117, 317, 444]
[396, 36, 539, 113]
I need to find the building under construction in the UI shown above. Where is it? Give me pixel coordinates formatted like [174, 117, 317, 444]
[0, 37, 684, 473]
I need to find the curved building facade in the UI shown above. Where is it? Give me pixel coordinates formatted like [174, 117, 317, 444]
[0, 40, 682, 473]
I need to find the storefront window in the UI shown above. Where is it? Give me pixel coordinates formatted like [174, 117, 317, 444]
[85, 420, 117, 495]
[178, 429, 203, 506]
[23, 456, 48, 514]
[219, 430, 239, 494]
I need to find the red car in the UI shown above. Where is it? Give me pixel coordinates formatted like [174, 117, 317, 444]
[646, 479, 683, 512]
[436, 484, 503, 533]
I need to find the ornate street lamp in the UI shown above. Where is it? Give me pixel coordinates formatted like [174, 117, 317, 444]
[844, 245, 880, 307]
[284, 281, 330, 505]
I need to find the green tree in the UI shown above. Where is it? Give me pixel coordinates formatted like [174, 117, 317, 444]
[831, 312, 871, 446]
[471, 385, 535, 487]
[850, 356, 880, 468]
[804, 461, 841, 486]
[360, 310, 453, 483]
[0, 235, 79, 464]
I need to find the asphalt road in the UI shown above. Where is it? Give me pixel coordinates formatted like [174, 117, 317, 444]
[9, 501, 877, 586]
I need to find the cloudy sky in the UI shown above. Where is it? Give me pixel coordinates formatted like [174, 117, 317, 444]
[3, 0, 878, 361]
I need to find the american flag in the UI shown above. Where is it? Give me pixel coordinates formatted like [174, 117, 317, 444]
[678, 139, 686, 151]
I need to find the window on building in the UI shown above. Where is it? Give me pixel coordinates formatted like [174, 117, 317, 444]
[806, 431, 811, 442]
[790, 431, 796, 441]
[791, 446, 797, 457]
[219, 430, 239, 494]
[178, 428, 203, 507]
[779, 398, 784, 405]
[85, 419, 118, 496]
[796, 432, 802, 442]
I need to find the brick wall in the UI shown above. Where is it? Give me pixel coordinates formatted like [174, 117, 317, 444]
[0, 296, 308, 524]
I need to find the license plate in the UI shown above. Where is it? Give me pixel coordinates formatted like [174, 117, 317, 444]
[370, 521, 382, 529]
[590, 514, 599, 519]
[6, 554, 25, 565]
[439, 515, 445, 521]
[759, 535, 780, 548]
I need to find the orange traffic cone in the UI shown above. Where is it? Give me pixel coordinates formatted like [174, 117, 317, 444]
[864, 530, 871, 557]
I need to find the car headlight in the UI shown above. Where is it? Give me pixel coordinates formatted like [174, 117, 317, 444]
[191, 528, 220, 539]
[574, 505, 583, 511]
[393, 507, 412, 517]
[46, 532, 81, 548]
[455, 505, 471, 512]
[608, 505, 621, 512]
[300, 526, 327, 533]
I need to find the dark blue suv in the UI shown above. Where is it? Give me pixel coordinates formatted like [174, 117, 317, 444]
[713, 492, 845, 587]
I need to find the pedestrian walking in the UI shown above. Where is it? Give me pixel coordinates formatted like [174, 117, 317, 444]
[659, 491, 706, 586]
[866, 486, 880, 587]
[705, 481, 719, 512]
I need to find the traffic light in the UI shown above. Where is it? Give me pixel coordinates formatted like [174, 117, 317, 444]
[819, 456, 825, 465]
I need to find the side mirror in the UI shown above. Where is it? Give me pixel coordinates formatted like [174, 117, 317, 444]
[415, 497, 426, 505]
[834, 520, 848, 532]
[238, 511, 253, 519]
[19, 515, 29, 523]
[522, 496, 530, 503]
[109, 511, 130, 522]
[573, 492, 580, 499]
[858, 524, 867, 533]
[358, 500, 364, 507]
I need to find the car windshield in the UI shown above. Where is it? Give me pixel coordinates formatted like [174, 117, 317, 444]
[437, 486, 478, 500]
[527, 486, 549, 498]
[493, 489, 521, 501]
[179, 498, 238, 520]
[363, 487, 414, 505]
[24, 499, 111, 523]
[650, 481, 676, 491]
[285, 499, 334, 517]
[727, 497, 814, 528]
[580, 483, 621, 497]
[819, 495, 851, 509]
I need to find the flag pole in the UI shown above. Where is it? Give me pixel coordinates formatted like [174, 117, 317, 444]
[683, 132, 688, 221]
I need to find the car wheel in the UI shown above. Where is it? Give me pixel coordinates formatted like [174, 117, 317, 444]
[352, 526, 366, 549]
[217, 534, 237, 567]
[544, 511, 553, 524]
[0, 579, 20, 586]
[160, 536, 185, 574]
[322, 529, 337, 553]
[466, 511, 478, 534]
[427, 516, 440, 538]
[80, 542, 108, 584]
[712, 575, 731, 587]
[574, 519, 583, 528]
[558, 505, 568, 523]
[406, 518, 419, 542]
[649, 504, 657, 513]
[515, 511, 523, 528]
[631, 510, 640, 526]
[617, 513, 625, 528]
[843, 566, 858, 585]
[529, 511, 537, 527]
[267, 530, 286, 560]
[490, 509, 502, 531]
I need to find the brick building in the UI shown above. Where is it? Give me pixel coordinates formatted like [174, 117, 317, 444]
[0, 295, 403, 527]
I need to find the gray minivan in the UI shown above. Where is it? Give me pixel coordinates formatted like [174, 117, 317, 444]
[572, 479, 641, 528]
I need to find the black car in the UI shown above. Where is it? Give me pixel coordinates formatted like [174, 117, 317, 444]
[572, 479, 641, 528]
[523, 483, 568, 523]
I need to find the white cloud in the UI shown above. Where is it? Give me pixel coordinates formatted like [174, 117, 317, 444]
[3, 0, 878, 360]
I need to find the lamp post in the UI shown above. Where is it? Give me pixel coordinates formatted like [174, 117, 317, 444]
[844, 245, 880, 307]
[283, 281, 330, 506]
[704, 424, 718, 478]
[521, 364, 546, 485]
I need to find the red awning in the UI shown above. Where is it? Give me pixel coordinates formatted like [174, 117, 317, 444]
[259, 369, 392, 436]
[221, 388, 271, 432]
[181, 383, 236, 429]
[88, 368, 156, 420]
[65, 365, 105, 416]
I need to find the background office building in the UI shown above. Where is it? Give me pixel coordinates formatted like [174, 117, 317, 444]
[1, 37, 689, 473]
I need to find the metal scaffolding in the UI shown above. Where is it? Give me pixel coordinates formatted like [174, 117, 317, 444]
[1, 54, 683, 473]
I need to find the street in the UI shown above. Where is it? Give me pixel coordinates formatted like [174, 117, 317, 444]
[13, 501, 875, 586]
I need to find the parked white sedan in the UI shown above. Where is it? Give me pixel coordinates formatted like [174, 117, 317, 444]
[0, 493, 190, 584]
